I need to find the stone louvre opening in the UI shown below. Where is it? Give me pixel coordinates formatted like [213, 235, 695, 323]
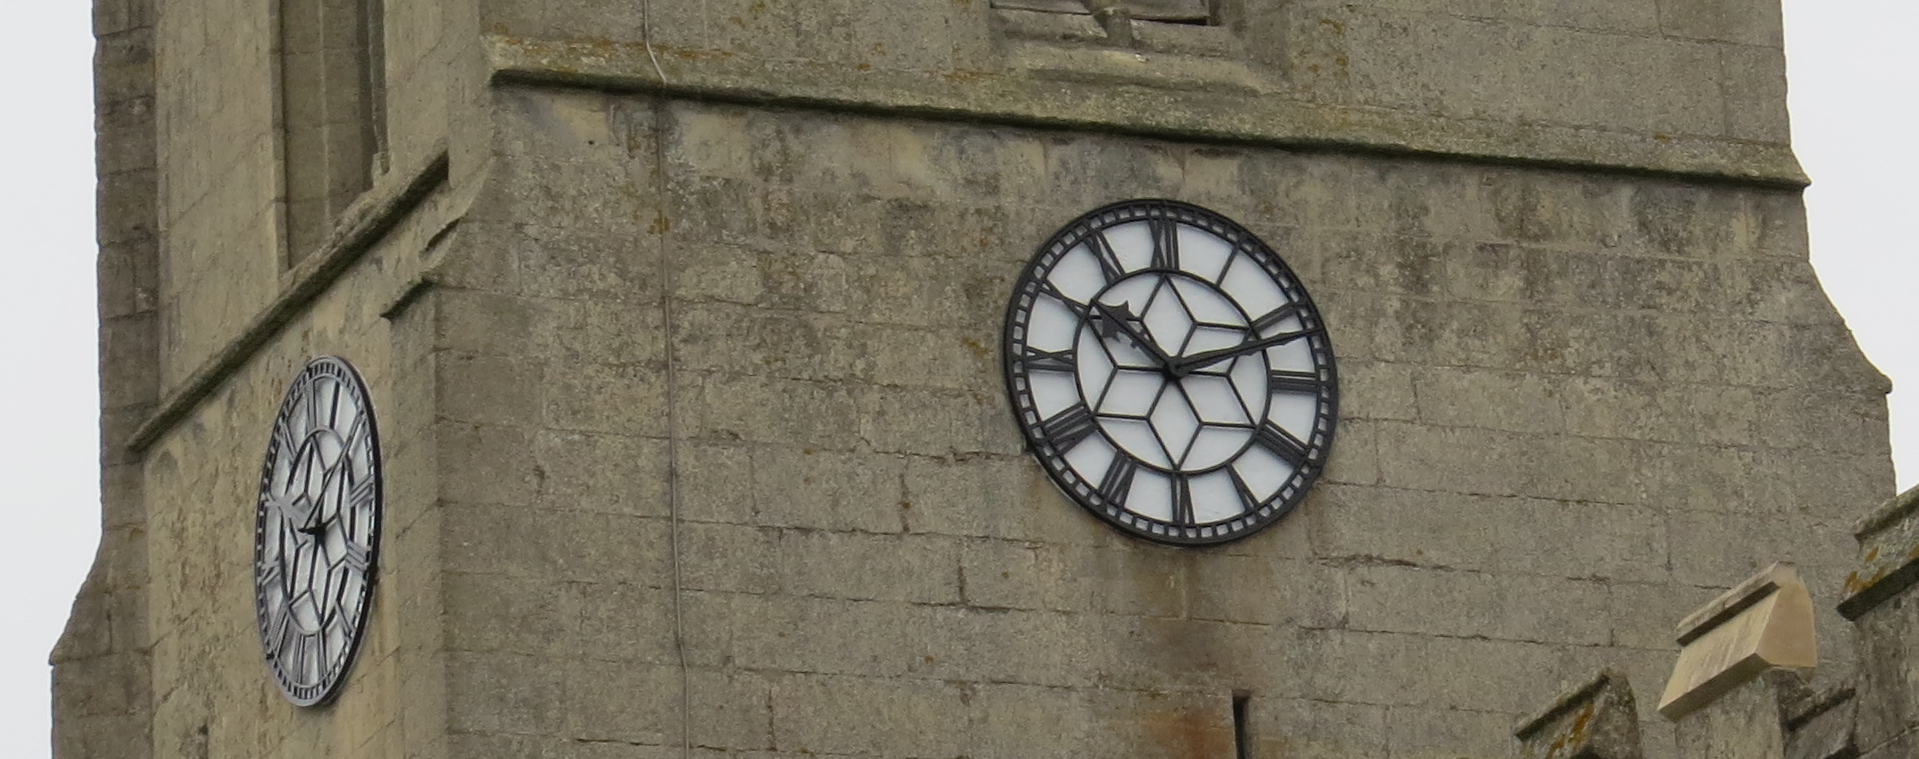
[278, 0, 387, 265]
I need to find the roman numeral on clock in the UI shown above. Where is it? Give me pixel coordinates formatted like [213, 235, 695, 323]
[1038, 280, 1088, 319]
[1039, 404, 1099, 451]
[1085, 230, 1125, 281]
[1254, 421, 1312, 468]
[1171, 475, 1195, 524]
[1268, 370, 1321, 394]
[1251, 303, 1302, 333]
[1150, 217, 1180, 270]
[1097, 455, 1138, 508]
[1019, 346, 1077, 373]
[342, 539, 372, 574]
[1230, 468, 1263, 513]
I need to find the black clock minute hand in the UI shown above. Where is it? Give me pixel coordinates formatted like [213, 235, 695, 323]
[1170, 327, 1323, 376]
[1091, 301, 1172, 368]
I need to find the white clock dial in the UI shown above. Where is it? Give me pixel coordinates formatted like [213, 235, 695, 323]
[254, 356, 382, 706]
[1004, 200, 1338, 544]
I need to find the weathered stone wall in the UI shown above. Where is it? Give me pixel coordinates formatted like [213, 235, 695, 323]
[62, 0, 1892, 757]
[427, 83, 1889, 758]
[57, 0, 471, 752]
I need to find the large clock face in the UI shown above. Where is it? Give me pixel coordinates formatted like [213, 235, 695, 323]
[1003, 200, 1338, 544]
[253, 356, 382, 706]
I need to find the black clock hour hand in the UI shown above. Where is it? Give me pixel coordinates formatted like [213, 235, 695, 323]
[1170, 327, 1323, 376]
[1091, 301, 1171, 367]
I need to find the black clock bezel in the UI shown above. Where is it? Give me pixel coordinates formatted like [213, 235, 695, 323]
[1002, 199, 1339, 545]
[252, 355, 383, 707]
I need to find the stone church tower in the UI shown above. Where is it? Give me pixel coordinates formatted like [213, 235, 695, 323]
[55, 0, 1896, 758]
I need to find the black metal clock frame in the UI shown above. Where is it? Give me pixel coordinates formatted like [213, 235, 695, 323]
[1002, 199, 1339, 545]
[252, 356, 383, 706]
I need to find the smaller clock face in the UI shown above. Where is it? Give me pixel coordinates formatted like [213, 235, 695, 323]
[253, 356, 381, 706]
[1004, 200, 1338, 544]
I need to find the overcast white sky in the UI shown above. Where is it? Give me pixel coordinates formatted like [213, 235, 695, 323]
[1, 3, 1913, 757]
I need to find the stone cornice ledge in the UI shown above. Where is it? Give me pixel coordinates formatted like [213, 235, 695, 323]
[126, 149, 452, 454]
[486, 34, 1807, 189]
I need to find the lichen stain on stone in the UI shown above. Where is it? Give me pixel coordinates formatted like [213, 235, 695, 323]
[1137, 698, 1230, 758]
[1539, 702, 1596, 759]
[941, 69, 994, 84]
[959, 336, 991, 361]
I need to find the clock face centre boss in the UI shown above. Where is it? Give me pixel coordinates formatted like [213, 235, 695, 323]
[1002, 200, 1338, 544]
[253, 356, 382, 706]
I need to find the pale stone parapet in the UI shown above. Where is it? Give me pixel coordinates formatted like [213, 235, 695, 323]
[1658, 563, 1818, 720]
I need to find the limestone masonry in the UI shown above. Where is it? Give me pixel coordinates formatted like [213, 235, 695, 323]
[55, 0, 1899, 758]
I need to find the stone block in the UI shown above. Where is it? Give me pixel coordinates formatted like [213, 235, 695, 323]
[539, 295, 666, 368]
[1721, 44, 1791, 143]
[671, 241, 764, 306]
[1658, 0, 1782, 46]
[1088, 615, 1292, 695]
[1348, 566, 1611, 645]
[1413, 366, 1569, 435]
[1626, 182, 1754, 260]
[857, 384, 1021, 456]
[441, 572, 572, 655]
[921, 606, 1097, 688]
[1092, 688, 1237, 759]
[1312, 629, 1563, 714]
[438, 423, 540, 506]
[902, 454, 1114, 543]
[722, 594, 927, 678]
[532, 430, 670, 517]
[968, 682, 1094, 759]
[671, 302, 866, 382]
[1245, 696, 1389, 758]
[438, 353, 543, 427]
[749, 447, 906, 534]
[507, 221, 660, 303]
[678, 521, 781, 595]
[567, 581, 679, 664]
[560, 660, 680, 745]
[543, 362, 668, 437]
[862, 324, 999, 392]
[681, 373, 860, 449]
[434, 288, 537, 357]
[676, 443, 757, 525]
[445, 652, 567, 735]
[688, 668, 774, 751]
[1347, 158, 1498, 242]
[961, 539, 1187, 617]
[778, 529, 961, 603]
[770, 673, 969, 757]
[1188, 555, 1343, 628]
[440, 503, 671, 584]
